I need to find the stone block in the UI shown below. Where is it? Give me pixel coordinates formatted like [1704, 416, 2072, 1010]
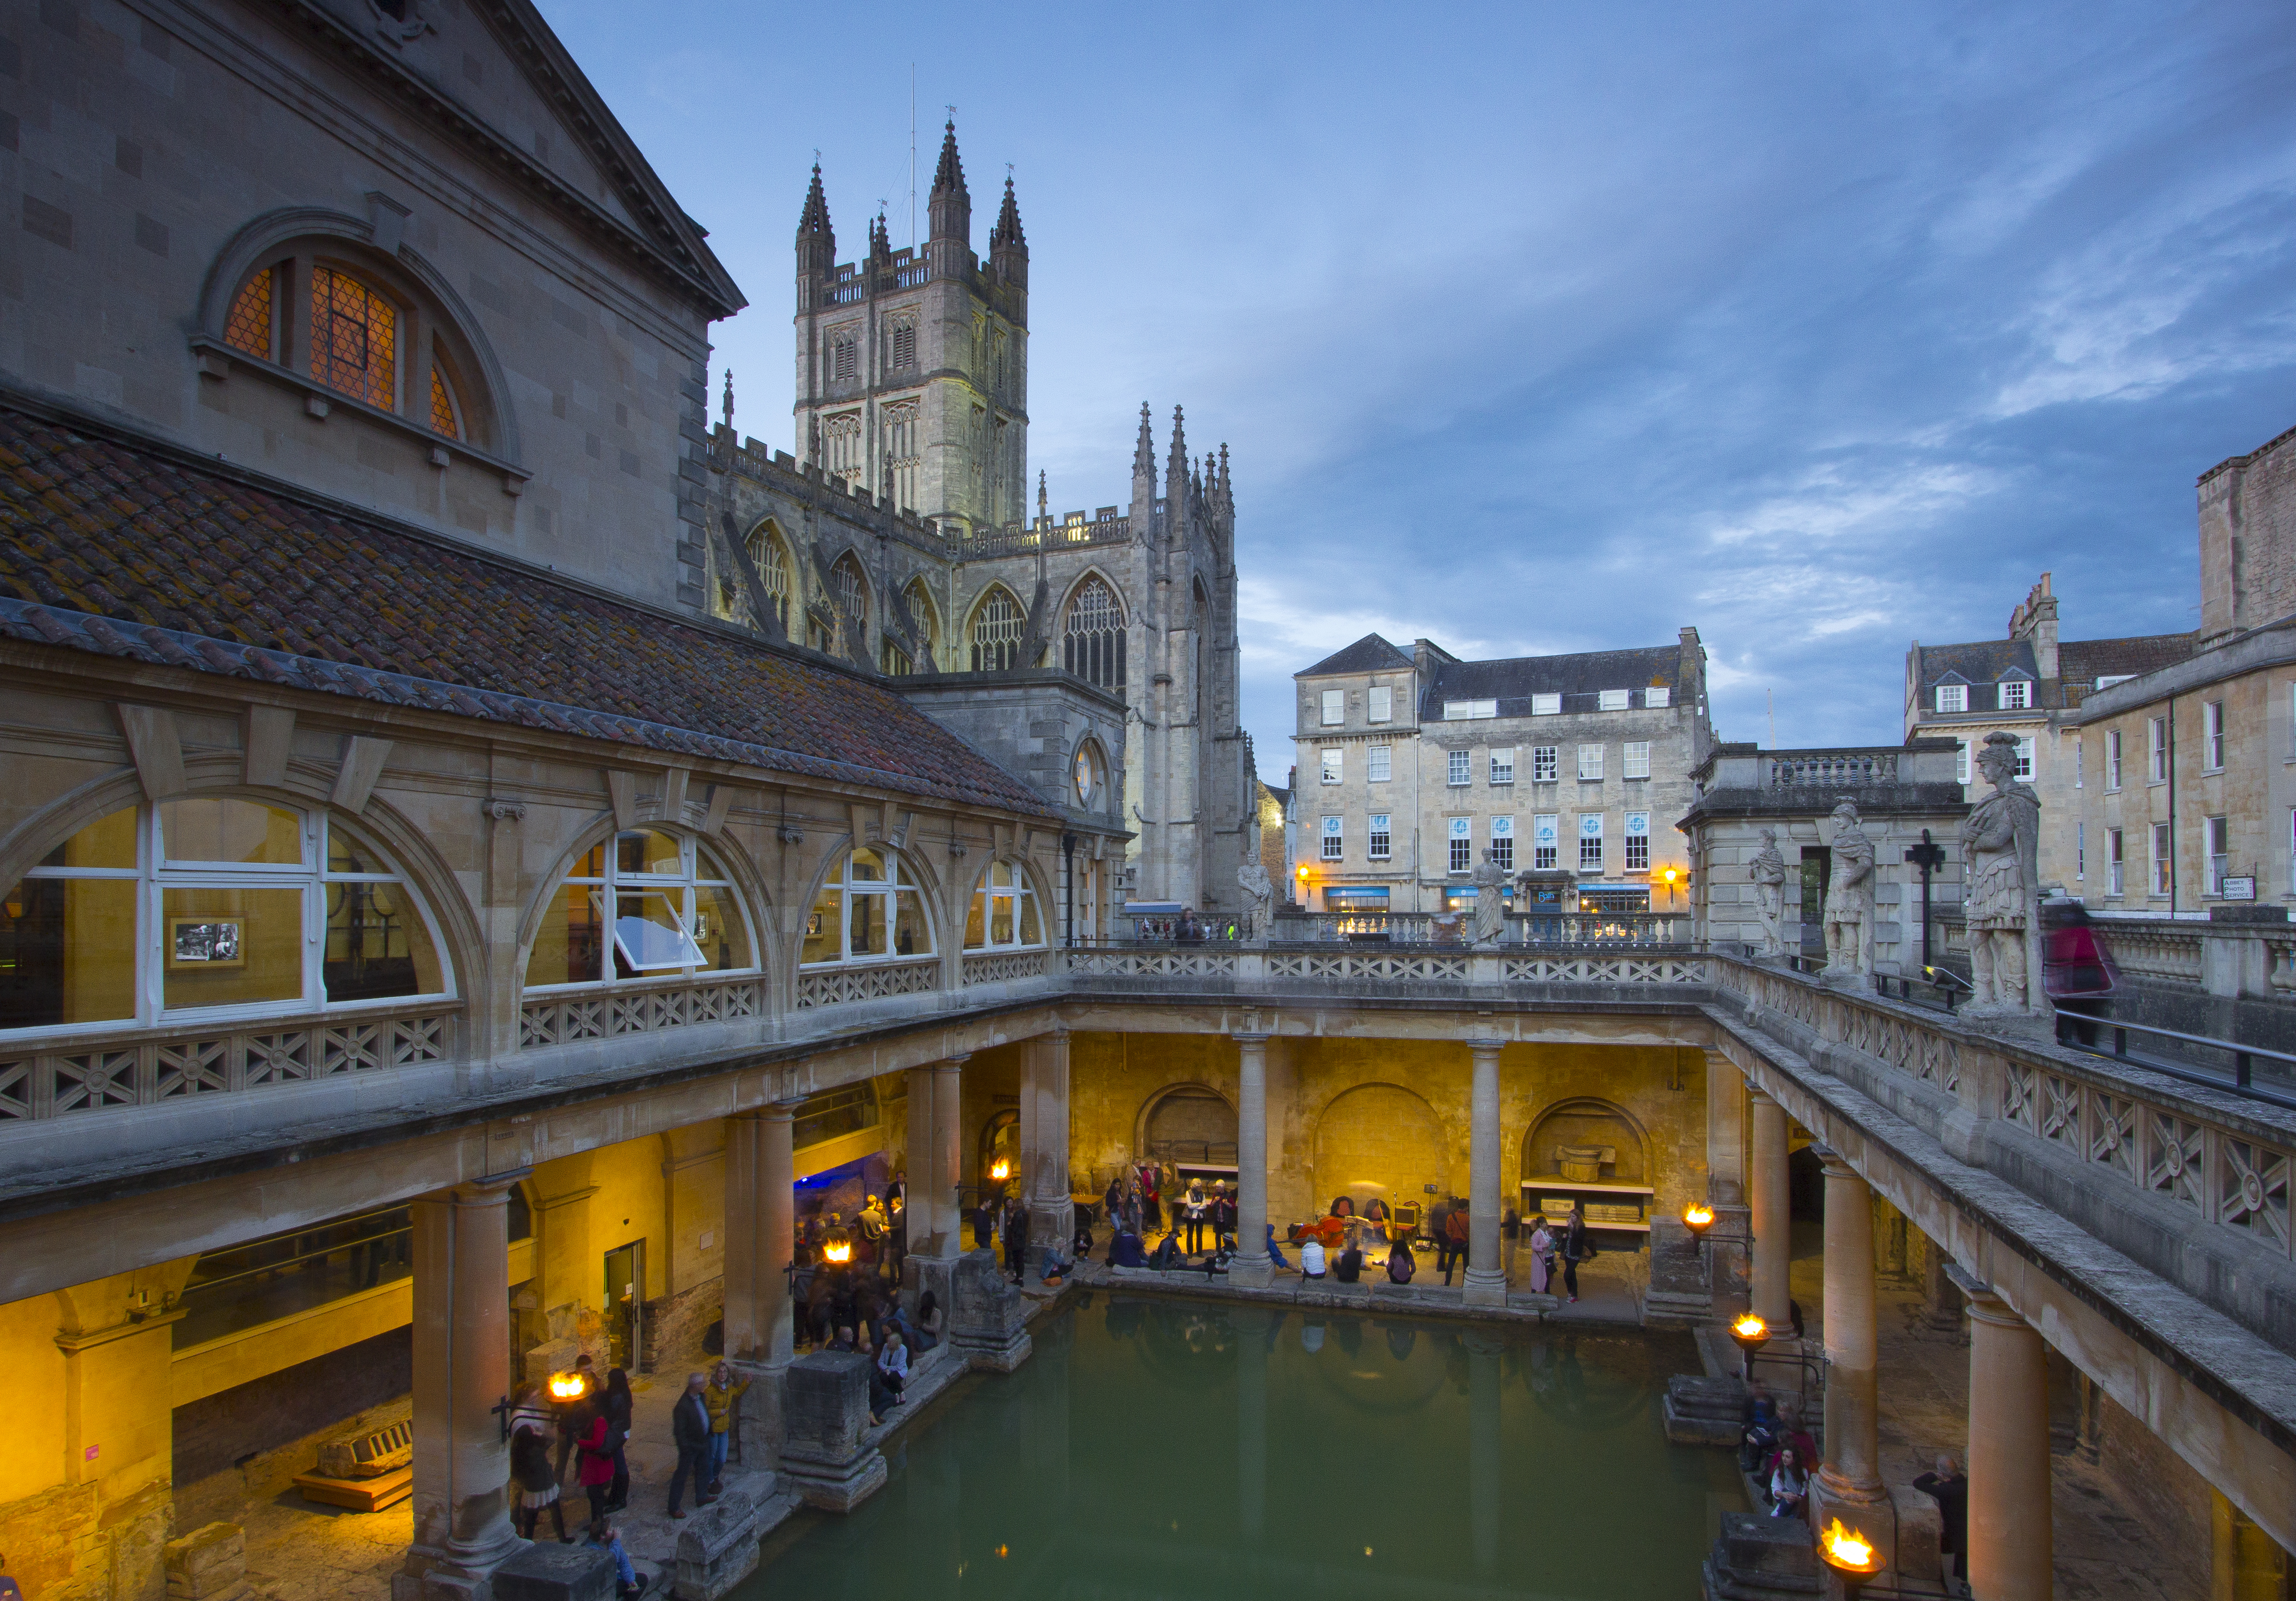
[948, 1248, 1033, 1373]
[1700, 1511, 1819, 1601]
[492, 1542, 617, 1601]
[777, 1352, 887, 1512]
[673, 1478, 770, 1599]
[164, 1521, 250, 1601]
[1662, 1374, 1747, 1446]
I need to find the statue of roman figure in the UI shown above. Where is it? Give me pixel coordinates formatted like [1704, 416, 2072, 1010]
[1749, 827, 1789, 957]
[1961, 730, 2049, 1018]
[1237, 859, 1274, 946]
[1472, 848, 1509, 945]
[1822, 800, 1875, 982]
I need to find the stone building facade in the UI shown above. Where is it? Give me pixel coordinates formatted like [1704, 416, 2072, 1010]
[1290, 631, 1713, 916]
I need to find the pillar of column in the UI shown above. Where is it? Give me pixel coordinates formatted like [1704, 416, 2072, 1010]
[723, 1105, 796, 1367]
[1703, 1050, 1745, 1206]
[932, 1055, 968, 1258]
[905, 1065, 937, 1253]
[1020, 1027, 1074, 1275]
[1813, 1149, 1887, 1526]
[1747, 1087, 1791, 1329]
[401, 1178, 523, 1592]
[1964, 1279, 2053, 1601]
[1462, 1040, 1507, 1307]
[1230, 1032, 1272, 1286]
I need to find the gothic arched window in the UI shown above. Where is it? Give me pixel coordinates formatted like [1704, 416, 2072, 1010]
[747, 521, 793, 630]
[884, 577, 938, 676]
[971, 588, 1024, 672]
[831, 554, 869, 656]
[1062, 577, 1126, 689]
[822, 411, 863, 482]
[882, 400, 920, 513]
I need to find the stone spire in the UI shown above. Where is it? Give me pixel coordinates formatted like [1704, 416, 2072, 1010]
[991, 175, 1026, 251]
[869, 210, 891, 259]
[928, 120, 971, 246]
[720, 369, 734, 431]
[1217, 443, 1231, 513]
[795, 161, 834, 274]
[1134, 403, 1155, 478]
[1166, 405, 1188, 481]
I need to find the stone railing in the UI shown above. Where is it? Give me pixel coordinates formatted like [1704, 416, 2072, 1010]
[1262, 911, 1693, 947]
[963, 950, 1049, 985]
[795, 957, 942, 1009]
[519, 975, 769, 1050]
[2088, 916, 2207, 984]
[1769, 750, 1899, 788]
[955, 510, 1131, 559]
[0, 1005, 460, 1120]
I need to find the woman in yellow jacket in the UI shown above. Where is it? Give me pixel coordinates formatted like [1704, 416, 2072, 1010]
[704, 1361, 750, 1494]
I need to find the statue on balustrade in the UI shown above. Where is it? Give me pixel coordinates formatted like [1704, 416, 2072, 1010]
[1472, 849, 1509, 945]
[1821, 800, 1875, 985]
[1237, 859, 1274, 946]
[1749, 828, 1789, 958]
[1961, 731, 2049, 1019]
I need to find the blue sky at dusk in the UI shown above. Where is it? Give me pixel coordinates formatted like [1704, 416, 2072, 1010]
[539, 0, 2296, 773]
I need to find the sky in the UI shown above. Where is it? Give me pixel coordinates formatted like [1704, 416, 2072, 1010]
[539, 0, 2296, 774]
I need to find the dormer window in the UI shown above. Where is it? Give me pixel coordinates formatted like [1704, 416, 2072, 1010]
[1935, 683, 1968, 713]
[1597, 689, 1630, 711]
[2000, 679, 2030, 711]
[1646, 686, 1670, 708]
[1532, 694, 1561, 716]
[1444, 699, 1497, 720]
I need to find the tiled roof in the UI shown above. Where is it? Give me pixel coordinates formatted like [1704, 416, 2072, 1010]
[1422, 643, 1680, 719]
[1297, 632, 1413, 677]
[1912, 632, 2197, 712]
[2059, 633, 2200, 688]
[0, 403, 1055, 817]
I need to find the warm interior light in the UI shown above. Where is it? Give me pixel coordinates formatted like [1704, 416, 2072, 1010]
[548, 1371, 587, 1401]
[1819, 1518, 1881, 1575]
[1732, 1312, 1767, 1341]
[989, 1157, 1011, 1182]
[822, 1239, 852, 1264]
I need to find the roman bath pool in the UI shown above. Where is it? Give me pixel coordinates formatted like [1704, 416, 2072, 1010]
[746, 1294, 1744, 1598]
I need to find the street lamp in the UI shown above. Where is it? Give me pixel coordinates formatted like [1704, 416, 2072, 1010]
[1817, 1517, 1883, 1600]
[1728, 1310, 1770, 1379]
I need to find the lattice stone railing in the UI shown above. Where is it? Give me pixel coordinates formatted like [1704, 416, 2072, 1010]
[1266, 950, 1474, 984]
[1503, 954, 1713, 985]
[0, 1008, 459, 1120]
[1715, 960, 1963, 1090]
[519, 976, 767, 1050]
[1068, 948, 1241, 980]
[794, 958, 942, 1009]
[962, 951, 1050, 985]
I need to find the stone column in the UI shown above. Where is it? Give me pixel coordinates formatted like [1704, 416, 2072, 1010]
[1747, 1088, 1791, 1329]
[1964, 1280, 2052, 1601]
[722, 1105, 796, 1366]
[1231, 1031, 1272, 1287]
[400, 1178, 523, 1597]
[1813, 1150, 1887, 1526]
[1020, 1027, 1074, 1275]
[905, 1065, 937, 1251]
[1462, 1040, 1507, 1307]
[931, 1055, 968, 1257]
[1704, 1050, 1745, 1206]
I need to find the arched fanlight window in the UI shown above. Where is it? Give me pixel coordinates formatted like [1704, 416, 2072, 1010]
[0, 799, 453, 1032]
[971, 587, 1024, 672]
[1062, 577, 1126, 689]
[526, 830, 756, 988]
[964, 861, 1043, 951]
[803, 849, 933, 964]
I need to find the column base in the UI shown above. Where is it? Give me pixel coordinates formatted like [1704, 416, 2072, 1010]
[1461, 1268, 1507, 1308]
[729, 1357, 790, 1473]
[1227, 1253, 1273, 1288]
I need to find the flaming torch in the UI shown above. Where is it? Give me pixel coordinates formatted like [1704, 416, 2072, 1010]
[822, 1238, 853, 1265]
[988, 1156, 1011, 1182]
[1817, 1518, 1883, 1600]
[1681, 1202, 1714, 1239]
[547, 1371, 588, 1402]
[1729, 1311, 1769, 1379]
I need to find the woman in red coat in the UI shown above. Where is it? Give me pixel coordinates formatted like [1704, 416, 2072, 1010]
[574, 1407, 616, 1525]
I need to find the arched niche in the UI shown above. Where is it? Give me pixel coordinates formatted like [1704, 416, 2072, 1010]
[1135, 1082, 1236, 1166]
[1520, 1097, 1650, 1185]
[1311, 1082, 1446, 1216]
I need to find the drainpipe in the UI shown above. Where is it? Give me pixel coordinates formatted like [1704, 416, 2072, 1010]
[1063, 832, 1077, 946]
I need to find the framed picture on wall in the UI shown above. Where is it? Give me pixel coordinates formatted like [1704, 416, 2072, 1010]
[168, 917, 246, 969]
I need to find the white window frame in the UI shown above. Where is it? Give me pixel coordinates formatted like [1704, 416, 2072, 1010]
[1320, 816, 1344, 862]
[802, 848, 936, 965]
[1444, 699, 1497, 720]
[1532, 745, 1559, 784]
[2106, 729, 2122, 790]
[2149, 717, 2168, 784]
[2076, 820, 2085, 881]
[1646, 686, 1670, 708]
[1321, 748, 1343, 785]
[2207, 815, 2229, 895]
[1957, 740, 1970, 785]
[1577, 743, 1604, 781]
[1447, 817, 1473, 873]
[2000, 678, 2030, 711]
[1367, 685, 1392, 724]
[1935, 683, 1968, 713]
[2204, 700, 2225, 772]
[1623, 741, 1652, 780]
[1533, 814, 1559, 872]
[2074, 734, 2083, 788]
[1447, 750, 1472, 787]
[1597, 688, 1630, 712]
[964, 859, 1045, 951]
[1577, 813, 1604, 873]
[2015, 736, 2034, 782]
[1367, 814, 1391, 861]
[2108, 828, 2124, 896]
[1490, 815, 1514, 872]
[1367, 745, 1391, 784]
[1531, 693, 1561, 717]
[1623, 811, 1650, 874]
[2152, 822, 2172, 896]
[1321, 689, 1344, 727]
[1489, 747, 1515, 785]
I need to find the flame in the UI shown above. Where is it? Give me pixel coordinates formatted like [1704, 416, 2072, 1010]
[548, 1372, 587, 1400]
[989, 1157, 1011, 1181]
[1732, 1312, 1767, 1341]
[823, 1240, 852, 1264]
[1820, 1519, 1880, 1573]
[1683, 1203, 1714, 1229]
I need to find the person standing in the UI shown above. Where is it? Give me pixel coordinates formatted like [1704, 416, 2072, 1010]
[600, 1367, 634, 1512]
[572, 1405, 615, 1525]
[1181, 1179, 1210, 1253]
[1501, 1203, 1522, 1283]
[511, 1421, 570, 1542]
[1561, 1204, 1590, 1303]
[704, 1360, 750, 1495]
[666, 1372, 714, 1519]
[1442, 1201, 1471, 1287]
[1136, 1160, 1163, 1236]
[1103, 1175, 1126, 1240]
[1000, 1194, 1029, 1283]
[1914, 1454, 1970, 1592]
[551, 1353, 596, 1484]
[1527, 1214, 1554, 1295]
[1214, 1184, 1238, 1252]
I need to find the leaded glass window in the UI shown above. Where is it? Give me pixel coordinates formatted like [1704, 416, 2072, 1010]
[1062, 577, 1126, 688]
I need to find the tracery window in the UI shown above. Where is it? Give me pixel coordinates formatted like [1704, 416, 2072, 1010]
[822, 411, 864, 482]
[964, 861, 1043, 950]
[831, 554, 869, 657]
[803, 849, 933, 964]
[882, 400, 920, 513]
[526, 830, 754, 989]
[887, 319, 918, 371]
[428, 367, 462, 439]
[1061, 577, 1126, 688]
[224, 267, 276, 361]
[971, 588, 1025, 672]
[0, 799, 452, 1032]
[747, 522, 793, 630]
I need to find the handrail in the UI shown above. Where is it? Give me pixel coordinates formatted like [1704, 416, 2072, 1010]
[2053, 1010, 2296, 1110]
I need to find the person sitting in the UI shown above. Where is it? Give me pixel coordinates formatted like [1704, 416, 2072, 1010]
[1767, 1445, 1811, 1521]
[1329, 1195, 1355, 1220]
[1147, 1233, 1182, 1270]
[1739, 1382, 1781, 1473]
[1300, 1236, 1328, 1279]
[869, 1330, 908, 1425]
[827, 1324, 858, 1352]
[1266, 1223, 1291, 1269]
[908, 1287, 943, 1353]
[1333, 1241, 1364, 1283]
[1040, 1244, 1074, 1283]
[583, 1518, 649, 1601]
[1387, 1237, 1416, 1283]
[1109, 1229, 1148, 1268]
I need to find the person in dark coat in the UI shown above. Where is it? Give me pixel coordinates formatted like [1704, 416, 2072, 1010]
[666, 1372, 715, 1518]
[1000, 1196, 1029, 1282]
[600, 1367, 634, 1512]
[1442, 1201, 1471, 1286]
[511, 1422, 569, 1541]
[1560, 1205, 1590, 1302]
[1914, 1454, 1970, 1588]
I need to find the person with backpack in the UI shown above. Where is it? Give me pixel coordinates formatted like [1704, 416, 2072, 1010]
[1442, 1200, 1471, 1286]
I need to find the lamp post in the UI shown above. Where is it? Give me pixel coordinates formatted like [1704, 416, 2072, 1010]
[1904, 829, 1947, 971]
[1817, 1517, 1884, 1601]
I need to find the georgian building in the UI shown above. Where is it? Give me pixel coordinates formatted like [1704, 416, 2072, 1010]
[1291, 631, 1713, 918]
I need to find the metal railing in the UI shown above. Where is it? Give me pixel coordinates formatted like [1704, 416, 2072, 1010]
[2053, 1010, 2296, 1110]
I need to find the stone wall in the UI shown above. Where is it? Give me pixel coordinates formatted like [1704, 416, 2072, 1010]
[170, 1327, 412, 1505]
[2200, 421, 2296, 643]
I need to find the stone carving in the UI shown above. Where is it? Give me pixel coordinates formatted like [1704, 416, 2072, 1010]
[1237, 859, 1274, 944]
[1748, 828, 1789, 958]
[1472, 849, 1509, 944]
[1961, 730, 2048, 1018]
[1821, 799, 1875, 983]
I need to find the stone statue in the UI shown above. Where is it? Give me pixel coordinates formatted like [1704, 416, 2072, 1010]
[1961, 730, 2048, 1018]
[1237, 859, 1274, 945]
[1749, 827, 1789, 958]
[1472, 848, 1508, 944]
[1821, 799, 1875, 983]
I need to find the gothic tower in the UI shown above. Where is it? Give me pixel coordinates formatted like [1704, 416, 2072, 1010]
[792, 123, 1028, 538]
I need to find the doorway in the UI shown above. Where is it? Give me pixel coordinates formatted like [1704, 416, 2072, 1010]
[603, 1242, 644, 1372]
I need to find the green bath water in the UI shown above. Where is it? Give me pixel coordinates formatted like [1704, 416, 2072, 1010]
[747, 1293, 1744, 1599]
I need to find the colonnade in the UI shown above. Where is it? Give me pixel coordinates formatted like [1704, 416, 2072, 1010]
[1736, 1088, 2055, 1601]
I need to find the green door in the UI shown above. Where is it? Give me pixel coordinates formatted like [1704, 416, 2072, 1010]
[603, 1242, 643, 1371]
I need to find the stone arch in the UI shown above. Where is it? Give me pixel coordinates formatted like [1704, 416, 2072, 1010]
[1133, 1081, 1237, 1165]
[1311, 1082, 1447, 1217]
[966, 582, 1027, 672]
[1520, 1097, 1650, 1184]
[515, 813, 773, 989]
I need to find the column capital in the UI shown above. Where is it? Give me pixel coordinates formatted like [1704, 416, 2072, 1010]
[1811, 1144, 1860, 1181]
[1947, 1263, 2026, 1327]
[1747, 1083, 1780, 1108]
[1466, 1036, 1505, 1060]
[936, 1052, 972, 1069]
[1231, 1030, 1270, 1045]
[738, 1101, 800, 1124]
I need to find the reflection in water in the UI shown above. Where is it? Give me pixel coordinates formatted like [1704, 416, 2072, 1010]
[749, 1292, 1741, 1601]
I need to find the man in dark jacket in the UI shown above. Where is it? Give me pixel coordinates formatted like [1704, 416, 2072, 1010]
[666, 1372, 715, 1518]
[1913, 1454, 1969, 1589]
[1000, 1196, 1028, 1283]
